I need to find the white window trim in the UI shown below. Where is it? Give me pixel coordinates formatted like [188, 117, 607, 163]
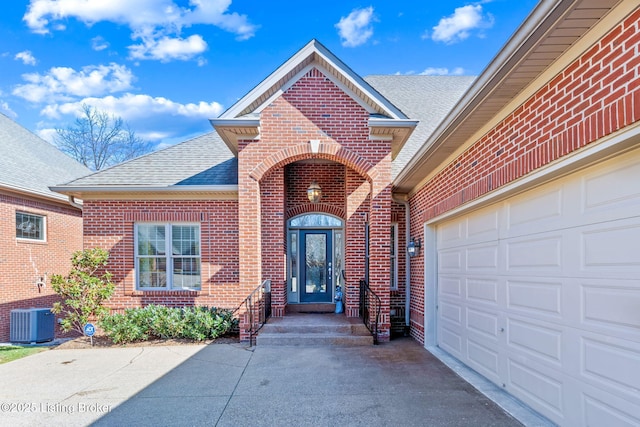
[134, 223, 201, 291]
[390, 222, 398, 291]
[16, 211, 47, 243]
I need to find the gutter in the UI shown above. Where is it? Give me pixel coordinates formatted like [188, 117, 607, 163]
[49, 184, 239, 194]
[392, 193, 411, 332]
[67, 195, 83, 211]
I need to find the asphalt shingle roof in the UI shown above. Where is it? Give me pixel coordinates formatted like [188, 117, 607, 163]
[58, 76, 473, 189]
[63, 131, 237, 187]
[364, 75, 476, 178]
[0, 112, 91, 201]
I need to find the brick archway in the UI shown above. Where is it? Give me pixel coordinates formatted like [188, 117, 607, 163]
[285, 203, 345, 221]
[249, 141, 376, 183]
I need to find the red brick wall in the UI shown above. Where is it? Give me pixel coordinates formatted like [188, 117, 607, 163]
[82, 199, 240, 311]
[408, 9, 640, 344]
[0, 192, 83, 341]
[261, 169, 286, 315]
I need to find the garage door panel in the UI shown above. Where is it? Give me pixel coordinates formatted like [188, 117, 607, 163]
[582, 154, 640, 217]
[438, 300, 462, 325]
[439, 325, 463, 356]
[467, 338, 500, 380]
[507, 279, 563, 318]
[581, 336, 640, 394]
[438, 249, 463, 273]
[466, 206, 500, 241]
[582, 281, 640, 336]
[507, 186, 563, 231]
[467, 307, 499, 339]
[508, 359, 564, 418]
[466, 244, 499, 271]
[438, 220, 464, 249]
[466, 277, 499, 305]
[506, 234, 563, 273]
[581, 219, 640, 274]
[583, 390, 640, 427]
[438, 275, 462, 297]
[507, 317, 562, 365]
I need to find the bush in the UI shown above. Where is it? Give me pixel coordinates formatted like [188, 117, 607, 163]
[51, 248, 115, 335]
[100, 305, 237, 344]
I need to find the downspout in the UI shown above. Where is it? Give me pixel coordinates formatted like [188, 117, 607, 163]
[67, 195, 83, 211]
[392, 194, 411, 334]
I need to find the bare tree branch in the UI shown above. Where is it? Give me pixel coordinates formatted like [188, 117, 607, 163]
[54, 104, 153, 171]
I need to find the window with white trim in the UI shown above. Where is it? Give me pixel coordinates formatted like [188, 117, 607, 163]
[16, 212, 46, 241]
[135, 223, 201, 290]
[390, 222, 398, 290]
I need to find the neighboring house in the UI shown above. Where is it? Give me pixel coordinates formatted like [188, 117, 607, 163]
[52, 1, 640, 425]
[0, 113, 91, 342]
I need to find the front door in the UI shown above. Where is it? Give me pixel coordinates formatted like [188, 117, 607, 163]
[300, 230, 332, 303]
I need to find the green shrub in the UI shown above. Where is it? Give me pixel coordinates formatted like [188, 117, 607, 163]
[100, 305, 237, 344]
[51, 248, 115, 335]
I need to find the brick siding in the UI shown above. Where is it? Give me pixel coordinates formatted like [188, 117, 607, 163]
[83, 200, 240, 311]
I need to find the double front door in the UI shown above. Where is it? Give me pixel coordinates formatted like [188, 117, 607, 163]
[300, 230, 332, 303]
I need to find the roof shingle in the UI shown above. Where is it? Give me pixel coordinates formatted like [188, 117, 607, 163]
[0, 113, 91, 201]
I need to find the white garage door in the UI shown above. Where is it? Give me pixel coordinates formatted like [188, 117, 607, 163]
[436, 148, 640, 426]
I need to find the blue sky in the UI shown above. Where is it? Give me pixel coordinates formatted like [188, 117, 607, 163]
[0, 0, 539, 149]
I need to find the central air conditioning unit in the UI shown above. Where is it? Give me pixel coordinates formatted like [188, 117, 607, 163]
[10, 308, 55, 343]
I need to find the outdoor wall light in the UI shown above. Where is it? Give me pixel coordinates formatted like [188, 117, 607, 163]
[307, 181, 322, 203]
[407, 237, 421, 257]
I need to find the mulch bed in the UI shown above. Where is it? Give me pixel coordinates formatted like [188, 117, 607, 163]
[54, 334, 240, 349]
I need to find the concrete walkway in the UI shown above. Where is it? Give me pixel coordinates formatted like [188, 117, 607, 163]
[0, 338, 544, 426]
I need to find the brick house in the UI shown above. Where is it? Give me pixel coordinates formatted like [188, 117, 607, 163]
[53, 0, 640, 424]
[0, 113, 90, 342]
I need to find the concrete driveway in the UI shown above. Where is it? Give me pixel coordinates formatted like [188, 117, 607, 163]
[0, 338, 549, 426]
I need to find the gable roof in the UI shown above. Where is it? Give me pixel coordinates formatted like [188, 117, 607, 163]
[52, 132, 237, 198]
[0, 112, 90, 203]
[211, 39, 418, 158]
[364, 75, 476, 178]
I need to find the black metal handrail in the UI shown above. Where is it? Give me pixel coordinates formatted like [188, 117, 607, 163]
[359, 279, 380, 344]
[233, 279, 271, 346]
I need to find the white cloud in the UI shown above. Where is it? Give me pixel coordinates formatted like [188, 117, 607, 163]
[335, 7, 376, 48]
[40, 94, 224, 142]
[431, 5, 494, 44]
[23, 0, 257, 62]
[0, 100, 18, 118]
[129, 34, 207, 62]
[420, 67, 465, 76]
[12, 63, 135, 103]
[91, 36, 109, 51]
[15, 50, 37, 65]
[36, 127, 57, 143]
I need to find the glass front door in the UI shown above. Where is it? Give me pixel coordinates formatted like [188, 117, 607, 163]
[300, 230, 332, 303]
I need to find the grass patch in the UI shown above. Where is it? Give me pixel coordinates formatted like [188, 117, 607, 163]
[0, 345, 48, 364]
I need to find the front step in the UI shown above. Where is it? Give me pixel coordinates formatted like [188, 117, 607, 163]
[286, 303, 336, 313]
[256, 313, 374, 346]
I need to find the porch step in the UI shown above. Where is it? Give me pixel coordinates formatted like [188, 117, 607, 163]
[286, 303, 336, 313]
[256, 313, 374, 346]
